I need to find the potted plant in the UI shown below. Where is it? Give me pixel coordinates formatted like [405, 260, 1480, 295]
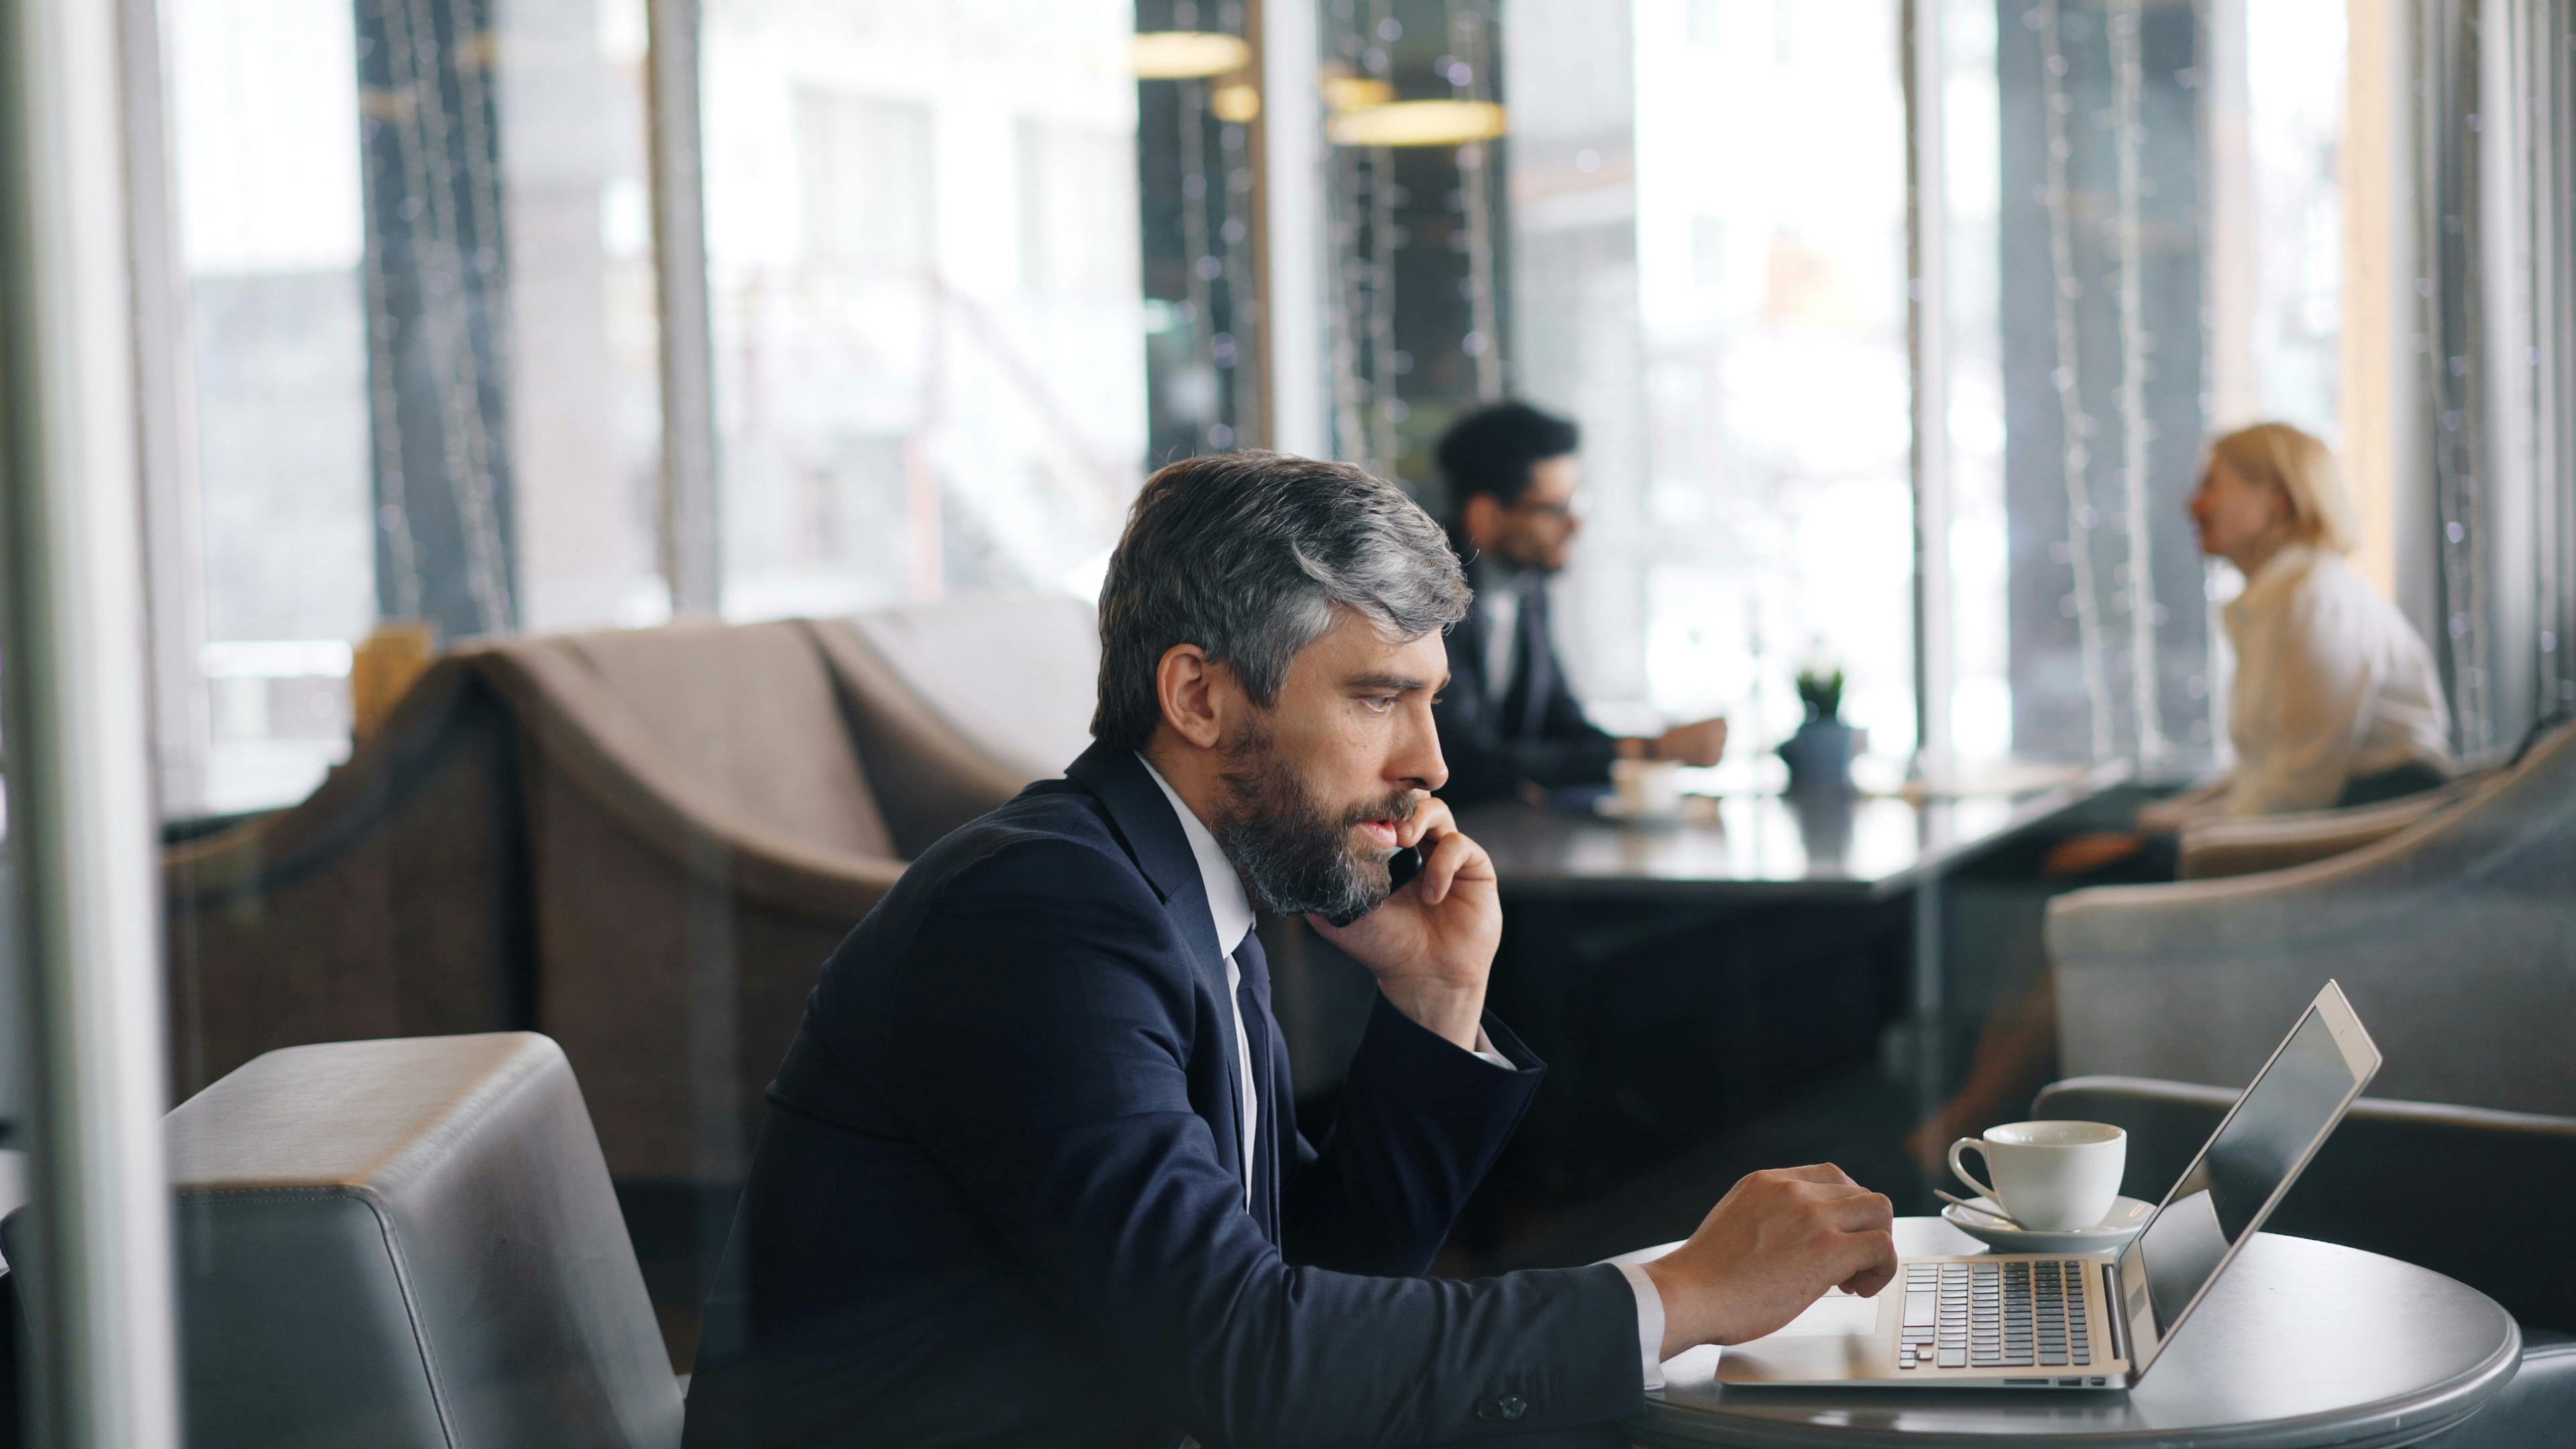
[1778, 661, 1856, 793]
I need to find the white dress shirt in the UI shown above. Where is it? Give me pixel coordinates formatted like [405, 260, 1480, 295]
[1483, 584, 1523, 704]
[2217, 546, 2453, 818]
[1132, 755, 1669, 1388]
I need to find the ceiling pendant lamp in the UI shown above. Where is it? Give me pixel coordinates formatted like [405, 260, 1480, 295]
[1325, 97, 1507, 148]
[1130, 30, 1253, 80]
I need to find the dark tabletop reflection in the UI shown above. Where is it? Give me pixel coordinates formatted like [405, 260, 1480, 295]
[1457, 769, 2118, 900]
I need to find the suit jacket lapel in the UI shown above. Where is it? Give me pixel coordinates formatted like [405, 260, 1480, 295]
[1064, 741, 1246, 1186]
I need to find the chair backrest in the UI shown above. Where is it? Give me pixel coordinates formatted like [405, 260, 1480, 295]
[834, 592, 1099, 786]
[2037, 1075, 2576, 1333]
[494, 621, 896, 861]
[127, 1034, 676, 1448]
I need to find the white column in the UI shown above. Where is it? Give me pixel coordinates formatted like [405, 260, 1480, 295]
[0, 0, 183, 1441]
[119, 0, 211, 817]
[1259, 0, 1328, 458]
[2340, 0, 2418, 613]
[648, 0, 722, 615]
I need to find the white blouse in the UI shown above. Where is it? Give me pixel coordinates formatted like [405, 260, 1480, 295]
[2216, 545, 2453, 817]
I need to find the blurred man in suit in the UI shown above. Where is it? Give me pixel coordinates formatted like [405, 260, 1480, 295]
[1432, 402, 1729, 805]
[684, 451, 1894, 1448]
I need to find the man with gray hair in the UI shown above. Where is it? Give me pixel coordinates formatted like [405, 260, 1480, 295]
[685, 452, 1895, 1448]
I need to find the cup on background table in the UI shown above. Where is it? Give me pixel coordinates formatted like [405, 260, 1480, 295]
[1611, 757, 1686, 818]
[1949, 1120, 2127, 1232]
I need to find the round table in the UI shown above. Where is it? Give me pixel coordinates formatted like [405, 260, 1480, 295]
[1627, 1218, 2522, 1448]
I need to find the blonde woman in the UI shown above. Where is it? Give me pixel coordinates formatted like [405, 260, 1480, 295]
[1915, 423, 2454, 1168]
[2142, 421, 2453, 826]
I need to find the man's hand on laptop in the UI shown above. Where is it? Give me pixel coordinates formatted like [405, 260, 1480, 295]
[1308, 795, 1499, 1052]
[1639, 1165, 1898, 1359]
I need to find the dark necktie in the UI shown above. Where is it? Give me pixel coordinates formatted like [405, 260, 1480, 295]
[1497, 582, 1550, 739]
[1231, 931, 1279, 1242]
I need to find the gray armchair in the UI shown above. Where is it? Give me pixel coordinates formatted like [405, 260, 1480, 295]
[8, 1033, 682, 1448]
[2173, 722, 2566, 880]
[2175, 784, 2467, 879]
[2047, 718, 2576, 1116]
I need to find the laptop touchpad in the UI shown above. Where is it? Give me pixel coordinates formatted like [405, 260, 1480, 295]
[1765, 1291, 1880, 1338]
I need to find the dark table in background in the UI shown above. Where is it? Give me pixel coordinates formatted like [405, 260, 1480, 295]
[1457, 766, 2127, 904]
[1619, 1216, 2522, 1448]
[1454, 766, 2129, 1124]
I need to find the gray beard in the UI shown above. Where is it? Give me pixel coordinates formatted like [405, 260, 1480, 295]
[1211, 727, 1410, 926]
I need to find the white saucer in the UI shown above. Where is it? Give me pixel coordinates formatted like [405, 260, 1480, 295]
[1940, 1195, 2153, 1254]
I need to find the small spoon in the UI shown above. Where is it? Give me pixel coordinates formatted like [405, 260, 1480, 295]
[1937, 1189, 2024, 1229]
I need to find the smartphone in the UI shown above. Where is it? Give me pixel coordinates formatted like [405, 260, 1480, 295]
[1324, 837, 1434, 927]
[1385, 843, 1427, 892]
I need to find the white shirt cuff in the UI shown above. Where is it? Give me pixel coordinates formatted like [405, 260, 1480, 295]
[1613, 1260, 1668, 1390]
[1470, 1025, 1513, 1070]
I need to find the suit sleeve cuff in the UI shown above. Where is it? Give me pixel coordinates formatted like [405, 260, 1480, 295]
[1613, 1260, 1669, 1391]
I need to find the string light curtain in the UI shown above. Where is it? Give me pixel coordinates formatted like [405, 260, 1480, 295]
[2526, 1, 2576, 716]
[1999, 0, 2209, 764]
[1136, 0, 1263, 460]
[1320, 0, 1505, 503]
[356, 0, 518, 641]
[2420, 0, 2576, 743]
[2412, 0, 2495, 751]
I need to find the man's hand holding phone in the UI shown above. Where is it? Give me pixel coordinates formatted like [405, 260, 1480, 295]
[1307, 796, 1498, 1051]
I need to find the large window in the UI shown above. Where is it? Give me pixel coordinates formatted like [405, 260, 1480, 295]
[1474, 0, 2360, 773]
[701, 1, 1147, 621]
[146, 0, 2394, 813]
[1497, 0, 1915, 764]
[166, 0, 375, 813]
[1934, 0, 2350, 768]
[163, 0, 665, 814]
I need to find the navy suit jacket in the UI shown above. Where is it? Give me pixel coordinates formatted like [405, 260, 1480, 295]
[682, 743, 1642, 1448]
[1433, 574, 1621, 807]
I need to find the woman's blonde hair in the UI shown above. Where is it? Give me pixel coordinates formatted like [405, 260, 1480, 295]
[2208, 421, 2356, 555]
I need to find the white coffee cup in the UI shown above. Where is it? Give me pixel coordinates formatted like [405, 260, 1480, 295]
[1948, 1120, 2127, 1232]
[1612, 757, 1686, 817]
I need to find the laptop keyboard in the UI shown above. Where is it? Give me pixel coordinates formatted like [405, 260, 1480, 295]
[1897, 1259, 2094, 1371]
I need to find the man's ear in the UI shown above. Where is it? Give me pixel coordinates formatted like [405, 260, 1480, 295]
[1155, 643, 1228, 750]
[1460, 492, 1503, 551]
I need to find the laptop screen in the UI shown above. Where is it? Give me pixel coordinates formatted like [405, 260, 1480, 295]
[2118, 994, 2376, 1366]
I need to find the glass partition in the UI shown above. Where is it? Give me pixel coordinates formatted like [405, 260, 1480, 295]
[83, 0, 2576, 1440]
[1505, 0, 1917, 759]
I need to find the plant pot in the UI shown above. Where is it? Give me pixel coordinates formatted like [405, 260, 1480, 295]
[1778, 718, 1856, 794]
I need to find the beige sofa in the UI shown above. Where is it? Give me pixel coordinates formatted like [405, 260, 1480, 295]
[163, 616, 1027, 1186]
[2047, 719, 2576, 1116]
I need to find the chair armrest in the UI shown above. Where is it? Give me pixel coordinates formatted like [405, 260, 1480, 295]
[2177, 788, 2462, 879]
[164, 657, 495, 905]
[2035, 1075, 2576, 1332]
[469, 645, 908, 922]
[802, 618, 1029, 857]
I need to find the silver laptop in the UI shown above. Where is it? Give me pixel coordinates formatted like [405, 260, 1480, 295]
[1705, 980, 2381, 1392]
